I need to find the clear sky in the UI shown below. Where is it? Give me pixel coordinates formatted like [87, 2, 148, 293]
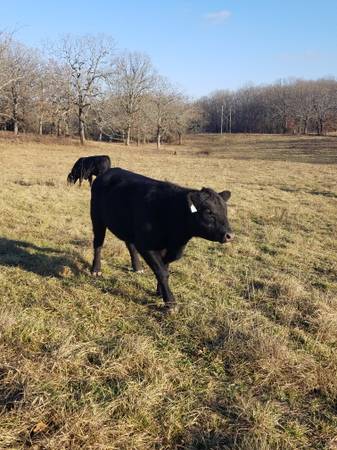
[3, 0, 337, 98]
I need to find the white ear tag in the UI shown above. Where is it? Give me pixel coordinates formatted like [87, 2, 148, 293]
[190, 203, 198, 213]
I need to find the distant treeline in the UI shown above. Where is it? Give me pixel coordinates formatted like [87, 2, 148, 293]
[0, 31, 336, 144]
[197, 79, 337, 135]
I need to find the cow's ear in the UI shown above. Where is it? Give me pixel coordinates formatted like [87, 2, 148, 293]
[218, 190, 231, 201]
[187, 191, 199, 214]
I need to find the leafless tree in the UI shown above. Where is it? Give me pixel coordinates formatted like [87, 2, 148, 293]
[146, 77, 184, 149]
[0, 31, 16, 93]
[1, 41, 39, 134]
[53, 34, 115, 144]
[310, 79, 337, 135]
[46, 61, 74, 136]
[110, 51, 156, 145]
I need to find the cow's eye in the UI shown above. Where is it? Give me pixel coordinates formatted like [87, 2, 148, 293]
[205, 209, 215, 221]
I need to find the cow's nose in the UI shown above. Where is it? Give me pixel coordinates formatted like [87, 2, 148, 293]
[225, 232, 234, 241]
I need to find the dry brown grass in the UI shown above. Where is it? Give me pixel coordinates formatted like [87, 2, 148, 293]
[0, 132, 336, 449]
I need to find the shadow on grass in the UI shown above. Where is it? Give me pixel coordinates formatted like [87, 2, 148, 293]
[0, 237, 88, 277]
[0, 368, 24, 412]
[91, 273, 167, 316]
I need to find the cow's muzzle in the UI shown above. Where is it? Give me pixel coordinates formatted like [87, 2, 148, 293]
[220, 232, 234, 243]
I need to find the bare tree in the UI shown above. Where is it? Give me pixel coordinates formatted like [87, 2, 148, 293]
[46, 61, 74, 136]
[34, 59, 54, 135]
[0, 31, 17, 93]
[166, 97, 198, 144]
[310, 79, 336, 135]
[1, 41, 39, 134]
[147, 77, 183, 149]
[53, 34, 115, 144]
[110, 52, 156, 145]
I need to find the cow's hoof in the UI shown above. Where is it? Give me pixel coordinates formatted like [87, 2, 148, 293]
[164, 304, 178, 315]
[91, 271, 102, 277]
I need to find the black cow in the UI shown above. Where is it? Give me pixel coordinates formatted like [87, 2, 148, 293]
[67, 155, 111, 187]
[91, 168, 234, 311]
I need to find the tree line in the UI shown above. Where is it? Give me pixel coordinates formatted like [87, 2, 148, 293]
[197, 78, 337, 135]
[1, 31, 336, 145]
[0, 32, 198, 146]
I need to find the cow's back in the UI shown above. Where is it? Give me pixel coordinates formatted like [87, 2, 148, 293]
[93, 168, 156, 189]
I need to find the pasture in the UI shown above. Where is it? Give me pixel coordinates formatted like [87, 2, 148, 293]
[0, 133, 336, 449]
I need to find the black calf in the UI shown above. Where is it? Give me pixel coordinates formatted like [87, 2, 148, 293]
[67, 155, 111, 187]
[90, 168, 233, 310]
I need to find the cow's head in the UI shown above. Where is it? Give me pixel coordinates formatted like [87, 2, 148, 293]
[67, 172, 76, 185]
[187, 188, 234, 243]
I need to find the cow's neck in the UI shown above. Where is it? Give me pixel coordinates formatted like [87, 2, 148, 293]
[163, 188, 194, 245]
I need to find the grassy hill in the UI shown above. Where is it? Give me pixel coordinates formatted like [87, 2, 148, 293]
[0, 133, 336, 449]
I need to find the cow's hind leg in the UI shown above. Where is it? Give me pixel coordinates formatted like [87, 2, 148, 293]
[137, 248, 176, 310]
[126, 242, 142, 272]
[91, 221, 106, 276]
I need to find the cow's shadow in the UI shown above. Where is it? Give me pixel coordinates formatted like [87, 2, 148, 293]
[91, 270, 168, 316]
[0, 237, 88, 277]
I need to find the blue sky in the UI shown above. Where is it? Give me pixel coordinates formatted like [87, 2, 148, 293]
[3, 0, 337, 97]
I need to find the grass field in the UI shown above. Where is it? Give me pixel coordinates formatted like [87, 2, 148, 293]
[0, 132, 336, 449]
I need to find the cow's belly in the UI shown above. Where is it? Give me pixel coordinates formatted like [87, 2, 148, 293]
[103, 207, 135, 243]
[96, 184, 167, 249]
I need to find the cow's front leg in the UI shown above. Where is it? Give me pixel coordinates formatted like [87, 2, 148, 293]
[88, 175, 93, 187]
[156, 245, 186, 296]
[156, 249, 167, 296]
[126, 242, 142, 272]
[137, 248, 175, 309]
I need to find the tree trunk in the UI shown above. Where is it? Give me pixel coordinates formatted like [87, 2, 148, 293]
[13, 97, 18, 135]
[156, 129, 161, 149]
[229, 107, 232, 133]
[283, 116, 288, 134]
[64, 120, 69, 137]
[99, 128, 103, 141]
[39, 117, 43, 135]
[79, 107, 85, 144]
[125, 125, 131, 146]
[303, 118, 308, 135]
[13, 120, 18, 135]
[316, 119, 323, 135]
[79, 121, 85, 144]
[178, 132, 183, 145]
[57, 119, 61, 137]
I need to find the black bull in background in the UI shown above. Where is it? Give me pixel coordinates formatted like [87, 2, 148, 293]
[67, 155, 111, 186]
[90, 168, 234, 310]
